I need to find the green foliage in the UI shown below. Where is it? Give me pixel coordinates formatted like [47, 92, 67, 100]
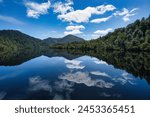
[53, 15, 150, 51]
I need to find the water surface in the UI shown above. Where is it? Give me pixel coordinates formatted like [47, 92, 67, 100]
[0, 50, 150, 100]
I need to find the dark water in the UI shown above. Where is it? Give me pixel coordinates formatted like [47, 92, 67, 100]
[0, 50, 150, 100]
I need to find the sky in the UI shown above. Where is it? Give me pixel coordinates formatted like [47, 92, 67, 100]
[0, 0, 150, 40]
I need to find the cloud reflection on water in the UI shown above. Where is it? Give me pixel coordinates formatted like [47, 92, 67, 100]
[90, 71, 111, 78]
[29, 76, 52, 92]
[59, 71, 114, 88]
[112, 72, 136, 85]
[64, 59, 85, 69]
[92, 57, 108, 65]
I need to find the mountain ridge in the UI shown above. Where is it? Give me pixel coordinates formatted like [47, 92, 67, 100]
[43, 34, 84, 45]
[0, 30, 84, 51]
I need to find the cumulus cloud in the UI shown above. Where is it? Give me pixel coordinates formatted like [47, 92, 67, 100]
[53, 0, 74, 14]
[58, 4, 116, 23]
[64, 30, 83, 35]
[66, 25, 85, 31]
[90, 71, 111, 78]
[114, 8, 138, 22]
[64, 59, 85, 69]
[25, 0, 51, 19]
[59, 71, 114, 88]
[0, 15, 25, 25]
[93, 28, 113, 37]
[90, 15, 112, 23]
[64, 25, 85, 35]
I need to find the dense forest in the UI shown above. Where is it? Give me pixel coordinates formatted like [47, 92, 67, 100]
[53, 15, 150, 51]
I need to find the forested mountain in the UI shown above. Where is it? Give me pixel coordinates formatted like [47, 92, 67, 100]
[0, 30, 46, 52]
[56, 15, 150, 51]
[43, 34, 84, 45]
[99, 15, 150, 51]
[0, 30, 84, 52]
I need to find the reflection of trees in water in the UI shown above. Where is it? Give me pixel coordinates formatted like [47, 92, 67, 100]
[0, 49, 150, 84]
[0, 49, 41, 66]
[0, 49, 81, 66]
[69, 50, 150, 84]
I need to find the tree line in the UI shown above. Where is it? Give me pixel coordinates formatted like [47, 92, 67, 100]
[52, 15, 150, 51]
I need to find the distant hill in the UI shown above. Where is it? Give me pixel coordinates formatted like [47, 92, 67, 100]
[0, 30, 84, 52]
[0, 30, 45, 52]
[43, 34, 84, 45]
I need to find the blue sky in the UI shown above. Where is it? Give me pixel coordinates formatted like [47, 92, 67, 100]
[0, 0, 150, 40]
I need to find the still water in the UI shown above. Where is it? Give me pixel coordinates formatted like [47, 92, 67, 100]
[0, 50, 150, 100]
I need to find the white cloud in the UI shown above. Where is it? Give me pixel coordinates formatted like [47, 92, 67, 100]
[0, 15, 25, 25]
[90, 15, 112, 23]
[66, 25, 85, 31]
[25, 0, 51, 19]
[64, 29, 83, 35]
[58, 4, 116, 23]
[64, 25, 85, 35]
[53, 0, 74, 14]
[64, 59, 85, 69]
[114, 8, 138, 22]
[94, 28, 113, 37]
[59, 71, 114, 88]
[90, 71, 111, 78]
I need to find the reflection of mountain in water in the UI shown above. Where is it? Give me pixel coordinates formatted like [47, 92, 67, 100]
[0, 49, 81, 66]
[0, 49, 150, 84]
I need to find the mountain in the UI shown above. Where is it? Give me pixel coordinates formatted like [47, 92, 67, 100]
[43, 34, 84, 45]
[55, 15, 150, 51]
[0, 30, 84, 52]
[0, 30, 46, 52]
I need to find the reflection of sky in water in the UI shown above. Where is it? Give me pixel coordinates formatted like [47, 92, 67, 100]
[0, 55, 150, 99]
[59, 71, 114, 88]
